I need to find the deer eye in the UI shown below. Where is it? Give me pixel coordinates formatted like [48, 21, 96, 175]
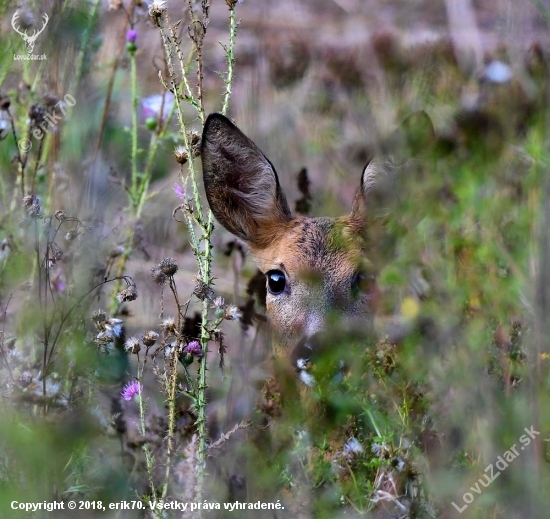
[266, 270, 286, 295]
[353, 270, 376, 295]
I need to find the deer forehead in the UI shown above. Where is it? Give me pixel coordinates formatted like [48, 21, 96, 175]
[252, 216, 365, 281]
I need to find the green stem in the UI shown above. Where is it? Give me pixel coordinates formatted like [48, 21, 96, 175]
[137, 364, 157, 498]
[221, 8, 238, 116]
[161, 345, 179, 500]
[196, 212, 213, 493]
[130, 50, 139, 208]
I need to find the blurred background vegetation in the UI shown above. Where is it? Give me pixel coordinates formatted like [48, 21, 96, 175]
[0, 0, 550, 518]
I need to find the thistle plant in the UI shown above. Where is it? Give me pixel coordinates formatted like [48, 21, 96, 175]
[104, 0, 244, 511]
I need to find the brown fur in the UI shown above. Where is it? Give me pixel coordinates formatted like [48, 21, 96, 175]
[201, 113, 381, 359]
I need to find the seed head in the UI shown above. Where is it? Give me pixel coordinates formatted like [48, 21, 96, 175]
[117, 285, 138, 303]
[142, 330, 159, 347]
[161, 317, 177, 334]
[64, 229, 78, 241]
[54, 210, 67, 221]
[149, 0, 167, 26]
[159, 257, 178, 277]
[224, 305, 242, 321]
[174, 146, 188, 165]
[190, 131, 201, 145]
[92, 309, 107, 328]
[124, 336, 140, 354]
[29, 103, 46, 125]
[22, 194, 41, 219]
[151, 266, 167, 286]
[193, 278, 214, 301]
[96, 330, 115, 344]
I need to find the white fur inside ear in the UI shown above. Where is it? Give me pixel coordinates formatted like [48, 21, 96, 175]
[361, 160, 380, 194]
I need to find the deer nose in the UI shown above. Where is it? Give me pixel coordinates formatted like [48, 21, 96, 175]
[290, 332, 324, 370]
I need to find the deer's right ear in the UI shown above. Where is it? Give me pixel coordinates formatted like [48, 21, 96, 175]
[201, 113, 292, 248]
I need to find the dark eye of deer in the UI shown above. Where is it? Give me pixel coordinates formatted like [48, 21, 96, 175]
[353, 270, 376, 294]
[266, 270, 286, 295]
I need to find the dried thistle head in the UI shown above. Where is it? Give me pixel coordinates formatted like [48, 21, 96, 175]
[224, 305, 242, 321]
[161, 317, 177, 335]
[193, 278, 214, 301]
[45, 245, 63, 269]
[124, 336, 141, 354]
[174, 146, 188, 165]
[96, 330, 115, 344]
[190, 131, 200, 146]
[29, 103, 46, 125]
[151, 266, 167, 286]
[64, 229, 80, 241]
[22, 194, 41, 219]
[142, 330, 159, 347]
[158, 257, 178, 277]
[92, 309, 107, 329]
[148, 0, 167, 26]
[116, 278, 138, 303]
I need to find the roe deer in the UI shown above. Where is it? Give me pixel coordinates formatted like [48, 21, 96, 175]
[201, 113, 391, 376]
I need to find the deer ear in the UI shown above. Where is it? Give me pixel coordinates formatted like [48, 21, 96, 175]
[350, 158, 398, 225]
[201, 113, 292, 248]
[350, 111, 434, 224]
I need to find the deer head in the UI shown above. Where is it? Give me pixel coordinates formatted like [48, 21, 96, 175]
[201, 114, 393, 370]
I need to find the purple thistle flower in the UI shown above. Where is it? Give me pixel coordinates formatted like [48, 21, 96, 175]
[121, 380, 141, 401]
[126, 29, 138, 43]
[173, 183, 186, 200]
[183, 340, 202, 357]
